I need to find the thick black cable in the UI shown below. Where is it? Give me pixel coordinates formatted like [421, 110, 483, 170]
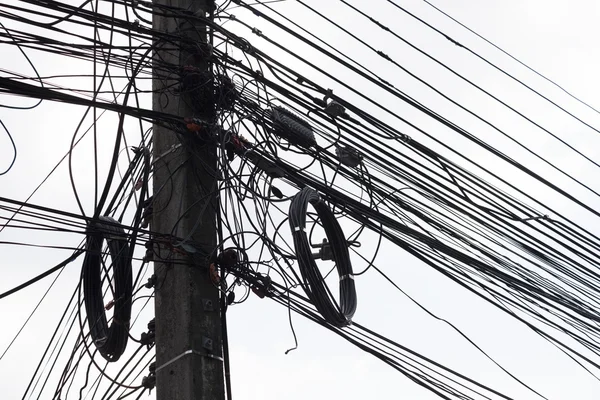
[81, 216, 132, 362]
[0, 249, 84, 300]
[289, 186, 356, 327]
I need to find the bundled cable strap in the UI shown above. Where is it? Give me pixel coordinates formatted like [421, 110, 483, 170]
[271, 106, 316, 148]
[289, 187, 357, 327]
[82, 216, 133, 362]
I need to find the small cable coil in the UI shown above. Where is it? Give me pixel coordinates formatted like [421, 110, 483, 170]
[289, 187, 357, 327]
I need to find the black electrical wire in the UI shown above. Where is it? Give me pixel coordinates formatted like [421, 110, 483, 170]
[0, 249, 84, 300]
[288, 186, 356, 327]
[81, 215, 133, 362]
[0, 119, 16, 175]
[0, 253, 73, 362]
[417, 0, 600, 119]
[6, 1, 600, 398]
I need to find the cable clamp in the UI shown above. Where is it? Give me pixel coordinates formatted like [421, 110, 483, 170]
[156, 349, 224, 373]
[376, 50, 391, 61]
[340, 274, 354, 282]
[369, 16, 390, 32]
[153, 143, 182, 164]
[293, 226, 305, 232]
[312, 238, 333, 260]
[444, 34, 464, 48]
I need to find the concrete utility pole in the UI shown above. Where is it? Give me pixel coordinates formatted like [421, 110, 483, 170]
[152, 1, 226, 399]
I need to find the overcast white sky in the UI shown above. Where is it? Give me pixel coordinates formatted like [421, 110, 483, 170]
[2, 0, 600, 399]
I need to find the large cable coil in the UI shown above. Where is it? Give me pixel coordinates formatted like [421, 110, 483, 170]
[289, 187, 357, 327]
[82, 216, 133, 362]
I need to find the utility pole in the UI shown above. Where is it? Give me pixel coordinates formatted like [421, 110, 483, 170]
[152, 1, 226, 399]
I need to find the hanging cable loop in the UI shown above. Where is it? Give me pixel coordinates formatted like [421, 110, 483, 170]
[289, 187, 357, 327]
[82, 215, 133, 362]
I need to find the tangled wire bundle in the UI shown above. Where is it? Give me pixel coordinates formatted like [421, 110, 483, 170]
[289, 187, 357, 327]
[82, 216, 133, 362]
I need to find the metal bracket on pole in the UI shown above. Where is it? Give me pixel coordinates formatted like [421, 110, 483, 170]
[202, 298, 215, 311]
[156, 349, 224, 373]
[202, 336, 214, 351]
[152, 143, 182, 165]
